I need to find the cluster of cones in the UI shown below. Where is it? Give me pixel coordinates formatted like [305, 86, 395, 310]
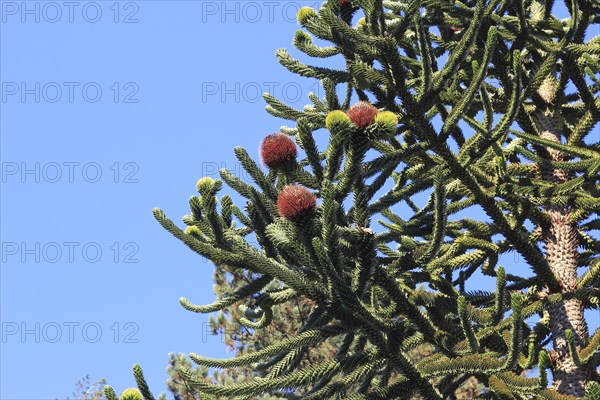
[213, 101, 398, 222]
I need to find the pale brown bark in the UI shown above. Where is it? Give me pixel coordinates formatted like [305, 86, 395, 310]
[537, 77, 590, 397]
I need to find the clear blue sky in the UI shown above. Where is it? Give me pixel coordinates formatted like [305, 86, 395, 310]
[0, 1, 597, 399]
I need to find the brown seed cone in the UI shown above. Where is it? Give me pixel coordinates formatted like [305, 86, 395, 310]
[260, 134, 297, 169]
[277, 185, 317, 221]
[346, 101, 378, 129]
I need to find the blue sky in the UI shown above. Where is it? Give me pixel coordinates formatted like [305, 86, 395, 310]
[0, 2, 327, 397]
[0, 1, 597, 399]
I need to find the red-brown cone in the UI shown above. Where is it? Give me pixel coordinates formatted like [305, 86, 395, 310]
[346, 101, 378, 129]
[277, 185, 317, 221]
[260, 134, 297, 169]
[339, 0, 351, 6]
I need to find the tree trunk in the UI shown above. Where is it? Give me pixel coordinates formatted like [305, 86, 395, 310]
[537, 77, 590, 397]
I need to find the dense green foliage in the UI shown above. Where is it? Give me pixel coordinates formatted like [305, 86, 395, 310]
[105, 0, 599, 398]
[160, 268, 484, 399]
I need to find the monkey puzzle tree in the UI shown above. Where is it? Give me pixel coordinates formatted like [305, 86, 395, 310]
[105, 0, 600, 398]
